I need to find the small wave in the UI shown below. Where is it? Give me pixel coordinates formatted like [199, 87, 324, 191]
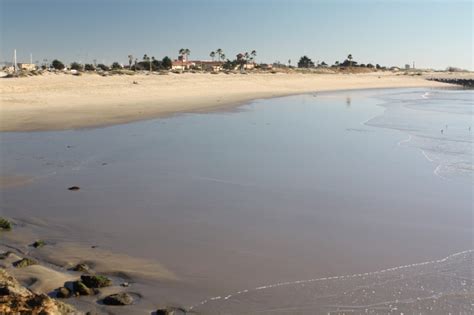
[189, 249, 473, 311]
[420, 150, 435, 162]
[346, 128, 373, 133]
[433, 164, 450, 180]
[397, 135, 412, 146]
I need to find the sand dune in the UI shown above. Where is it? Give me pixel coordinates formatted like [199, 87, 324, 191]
[0, 72, 448, 132]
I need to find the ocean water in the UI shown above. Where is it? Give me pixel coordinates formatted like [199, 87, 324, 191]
[0, 88, 472, 314]
[367, 89, 473, 182]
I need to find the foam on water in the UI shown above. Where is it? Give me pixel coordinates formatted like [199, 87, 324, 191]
[190, 249, 473, 313]
[366, 89, 473, 182]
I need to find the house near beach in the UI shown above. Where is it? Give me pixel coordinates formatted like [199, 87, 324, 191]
[18, 63, 37, 71]
[171, 57, 224, 71]
[1, 61, 37, 73]
[193, 61, 224, 72]
[171, 60, 194, 70]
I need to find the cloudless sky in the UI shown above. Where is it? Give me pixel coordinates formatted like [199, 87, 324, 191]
[1, 0, 472, 69]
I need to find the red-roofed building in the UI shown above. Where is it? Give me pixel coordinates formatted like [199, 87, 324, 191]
[171, 60, 195, 70]
[172, 59, 224, 71]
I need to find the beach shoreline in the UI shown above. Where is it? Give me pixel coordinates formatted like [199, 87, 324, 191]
[0, 72, 450, 132]
[1, 85, 472, 314]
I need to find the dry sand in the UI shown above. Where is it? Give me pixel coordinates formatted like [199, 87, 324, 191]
[0, 72, 449, 132]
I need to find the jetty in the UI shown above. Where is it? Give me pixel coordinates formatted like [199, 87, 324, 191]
[427, 76, 474, 88]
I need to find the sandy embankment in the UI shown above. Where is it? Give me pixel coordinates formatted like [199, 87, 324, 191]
[0, 72, 449, 132]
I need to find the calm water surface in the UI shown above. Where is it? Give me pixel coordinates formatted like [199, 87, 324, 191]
[1, 88, 472, 313]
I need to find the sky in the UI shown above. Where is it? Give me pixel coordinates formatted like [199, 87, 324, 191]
[1, 0, 472, 70]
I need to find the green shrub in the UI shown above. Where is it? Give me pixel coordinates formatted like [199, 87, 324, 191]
[111, 62, 122, 70]
[70, 62, 83, 71]
[52, 59, 65, 70]
[97, 64, 109, 71]
[84, 64, 95, 71]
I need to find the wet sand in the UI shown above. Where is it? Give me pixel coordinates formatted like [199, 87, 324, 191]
[1, 88, 472, 314]
[0, 72, 448, 132]
[0, 176, 34, 189]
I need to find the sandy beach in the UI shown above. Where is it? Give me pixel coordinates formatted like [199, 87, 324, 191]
[1, 82, 472, 314]
[0, 72, 449, 132]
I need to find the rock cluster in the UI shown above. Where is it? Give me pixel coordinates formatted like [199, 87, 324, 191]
[0, 269, 75, 314]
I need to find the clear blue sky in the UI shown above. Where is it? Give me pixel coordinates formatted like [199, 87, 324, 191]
[1, 0, 472, 70]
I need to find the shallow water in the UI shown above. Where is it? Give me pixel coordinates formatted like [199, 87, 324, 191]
[0, 88, 472, 313]
[367, 89, 473, 181]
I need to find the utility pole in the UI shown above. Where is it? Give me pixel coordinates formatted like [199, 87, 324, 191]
[30, 53, 33, 64]
[13, 49, 18, 72]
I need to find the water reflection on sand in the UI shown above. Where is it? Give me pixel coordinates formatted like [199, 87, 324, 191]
[1, 88, 472, 313]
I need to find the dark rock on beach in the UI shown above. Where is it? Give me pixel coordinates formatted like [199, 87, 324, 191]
[56, 287, 72, 298]
[0, 251, 13, 260]
[80, 275, 112, 288]
[32, 240, 46, 248]
[0, 217, 12, 231]
[72, 281, 93, 296]
[13, 258, 37, 268]
[156, 307, 187, 315]
[71, 263, 90, 273]
[102, 292, 134, 305]
[68, 186, 80, 191]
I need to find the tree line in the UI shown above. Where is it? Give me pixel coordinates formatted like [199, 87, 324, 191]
[46, 48, 258, 72]
[47, 55, 174, 72]
[297, 54, 386, 70]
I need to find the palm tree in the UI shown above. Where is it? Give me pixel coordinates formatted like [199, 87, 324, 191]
[347, 54, 353, 67]
[185, 48, 190, 61]
[216, 48, 223, 61]
[143, 54, 151, 72]
[250, 50, 257, 63]
[179, 48, 191, 61]
[237, 53, 247, 71]
[220, 54, 226, 61]
[210, 51, 216, 61]
[151, 56, 156, 71]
